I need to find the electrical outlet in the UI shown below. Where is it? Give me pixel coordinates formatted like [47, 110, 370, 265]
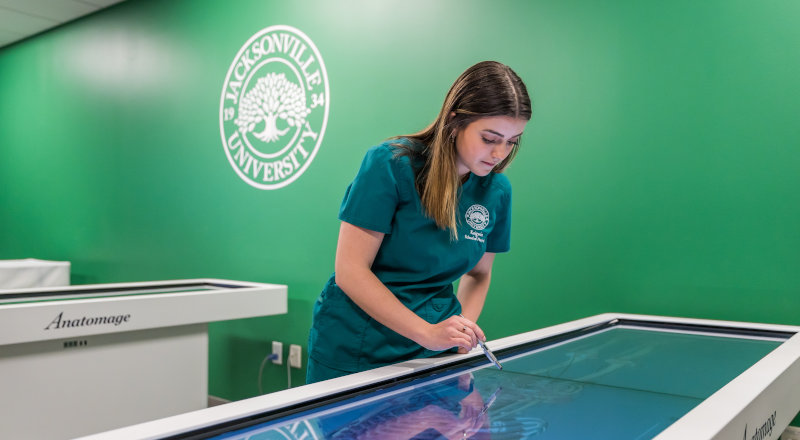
[272, 341, 283, 365]
[289, 344, 302, 369]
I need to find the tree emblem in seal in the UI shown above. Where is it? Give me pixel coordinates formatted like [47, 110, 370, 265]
[465, 204, 490, 230]
[220, 25, 329, 190]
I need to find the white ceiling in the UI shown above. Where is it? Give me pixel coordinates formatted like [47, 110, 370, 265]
[0, 0, 125, 49]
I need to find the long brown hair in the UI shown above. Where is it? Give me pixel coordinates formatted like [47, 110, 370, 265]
[397, 61, 532, 239]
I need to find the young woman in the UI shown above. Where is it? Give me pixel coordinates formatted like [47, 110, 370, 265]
[307, 61, 532, 383]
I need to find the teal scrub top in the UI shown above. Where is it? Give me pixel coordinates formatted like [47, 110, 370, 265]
[308, 140, 512, 372]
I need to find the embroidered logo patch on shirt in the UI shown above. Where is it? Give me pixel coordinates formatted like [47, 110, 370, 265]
[465, 204, 490, 230]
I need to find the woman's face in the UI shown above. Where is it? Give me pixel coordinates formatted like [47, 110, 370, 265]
[454, 116, 528, 177]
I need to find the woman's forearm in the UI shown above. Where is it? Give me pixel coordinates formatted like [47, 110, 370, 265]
[456, 252, 496, 322]
[456, 273, 490, 321]
[335, 265, 430, 344]
[335, 221, 481, 351]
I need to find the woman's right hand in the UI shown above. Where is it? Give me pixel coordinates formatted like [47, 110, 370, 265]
[418, 315, 486, 352]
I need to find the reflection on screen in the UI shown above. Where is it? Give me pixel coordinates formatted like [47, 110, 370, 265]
[212, 327, 782, 440]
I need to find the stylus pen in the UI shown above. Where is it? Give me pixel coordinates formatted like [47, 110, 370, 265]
[477, 338, 503, 370]
[459, 314, 503, 370]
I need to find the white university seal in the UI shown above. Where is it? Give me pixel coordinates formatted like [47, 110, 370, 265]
[465, 204, 490, 231]
[220, 25, 330, 189]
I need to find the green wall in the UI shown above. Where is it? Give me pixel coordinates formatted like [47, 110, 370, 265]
[1, 0, 798, 408]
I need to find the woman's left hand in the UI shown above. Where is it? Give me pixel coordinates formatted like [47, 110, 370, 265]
[451, 314, 486, 353]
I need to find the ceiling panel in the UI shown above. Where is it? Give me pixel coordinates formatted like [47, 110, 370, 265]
[2, 0, 96, 20]
[0, 0, 125, 49]
[0, 28, 19, 47]
[81, 0, 127, 7]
